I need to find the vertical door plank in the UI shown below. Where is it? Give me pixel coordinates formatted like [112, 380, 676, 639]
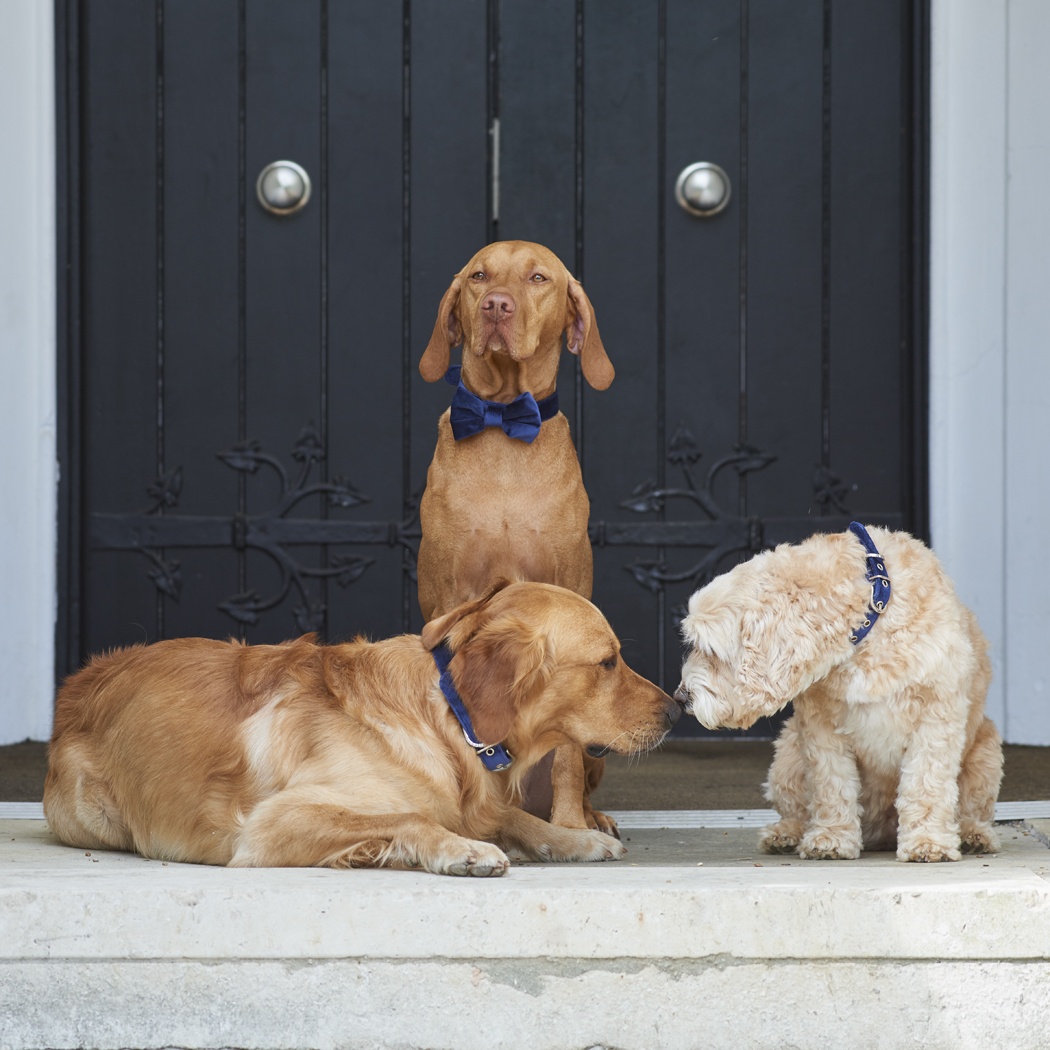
[662, 0, 744, 693]
[326, 0, 407, 642]
[81, 0, 159, 654]
[162, 0, 242, 640]
[499, 0, 580, 433]
[244, 0, 323, 641]
[744, 1, 825, 527]
[582, 0, 662, 679]
[498, 0, 577, 261]
[408, 0, 489, 628]
[828, 1, 905, 518]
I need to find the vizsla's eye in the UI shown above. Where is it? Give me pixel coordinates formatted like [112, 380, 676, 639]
[600, 655, 618, 671]
[470, 271, 487, 281]
[530, 273, 548, 283]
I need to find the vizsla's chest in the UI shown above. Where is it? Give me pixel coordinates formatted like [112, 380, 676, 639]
[425, 413, 586, 510]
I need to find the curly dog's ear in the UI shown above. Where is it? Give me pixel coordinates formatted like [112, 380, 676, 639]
[736, 592, 833, 712]
[422, 584, 550, 745]
[419, 273, 465, 382]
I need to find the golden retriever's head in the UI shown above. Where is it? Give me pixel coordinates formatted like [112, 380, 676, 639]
[418, 240, 613, 395]
[421, 581, 679, 766]
[675, 546, 851, 730]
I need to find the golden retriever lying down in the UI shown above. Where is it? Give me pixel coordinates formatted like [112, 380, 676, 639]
[675, 524, 1003, 863]
[44, 582, 681, 876]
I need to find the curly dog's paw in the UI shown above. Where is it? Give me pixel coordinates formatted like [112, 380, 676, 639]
[960, 822, 1000, 855]
[798, 827, 862, 860]
[759, 820, 802, 855]
[897, 837, 961, 863]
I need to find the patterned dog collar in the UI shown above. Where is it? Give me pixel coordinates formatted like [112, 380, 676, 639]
[432, 643, 514, 772]
[848, 522, 891, 645]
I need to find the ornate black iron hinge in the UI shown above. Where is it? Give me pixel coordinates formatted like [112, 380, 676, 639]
[89, 423, 421, 633]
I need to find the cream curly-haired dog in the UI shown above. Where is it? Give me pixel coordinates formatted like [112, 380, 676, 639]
[675, 523, 1003, 862]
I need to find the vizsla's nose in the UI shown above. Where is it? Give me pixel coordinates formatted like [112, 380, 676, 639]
[481, 291, 516, 318]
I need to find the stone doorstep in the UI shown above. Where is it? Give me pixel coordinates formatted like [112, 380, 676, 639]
[2, 816, 1049, 1050]
[1, 816, 1048, 963]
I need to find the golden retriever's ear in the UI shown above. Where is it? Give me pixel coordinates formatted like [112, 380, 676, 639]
[419, 580, 515, 653]
[565, 276, 614, 391]
[448, 615, 550, 745]
[419, 275, 464, 381]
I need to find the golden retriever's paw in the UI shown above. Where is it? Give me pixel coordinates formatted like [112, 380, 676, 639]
[759, 820, 803, 854]
[797, 828, 862, 860]
[588, 808, 621, 839]
[960, 822, 1000, 855]
[897, 836, 961, 863]
[436, 841, 510, 877]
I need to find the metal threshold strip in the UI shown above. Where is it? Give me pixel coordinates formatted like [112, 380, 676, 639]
[4, 801, 1049, 825]
[610, 802, 1050, 828]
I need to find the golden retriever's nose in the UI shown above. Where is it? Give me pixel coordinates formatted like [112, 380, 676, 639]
[481, 291, 515, 319]
[666, 695, 684, 727]
[673, 683, 691, 709]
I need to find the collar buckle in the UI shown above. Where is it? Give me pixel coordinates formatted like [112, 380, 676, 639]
[848, 522, 892, 646]
[432, 643, 514, 772]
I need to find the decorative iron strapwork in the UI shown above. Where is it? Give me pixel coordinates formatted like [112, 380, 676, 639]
[215, 424, 374, 631]
[90, 419, 880, 634]
[599, 424, 775, 599]
[591, 424, 885, 630]
[89, 423, 418, 633]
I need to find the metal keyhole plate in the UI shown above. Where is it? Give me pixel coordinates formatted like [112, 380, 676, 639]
[675, 162, 731, 217]
[256, 160, 312, 216]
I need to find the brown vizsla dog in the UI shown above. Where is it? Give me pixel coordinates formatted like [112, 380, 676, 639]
[417, 240, 617, 835]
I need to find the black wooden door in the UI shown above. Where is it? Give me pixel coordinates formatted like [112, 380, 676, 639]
[57, 1, 927, 736]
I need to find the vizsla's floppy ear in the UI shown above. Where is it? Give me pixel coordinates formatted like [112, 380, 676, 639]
[419, 275, 465, 382]
[565, 276, 614, 391]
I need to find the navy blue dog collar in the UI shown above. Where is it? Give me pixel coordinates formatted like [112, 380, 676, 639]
[848, 522, 891, 645]
[444, 365, 559, 444]
[432, 643, 514, 772]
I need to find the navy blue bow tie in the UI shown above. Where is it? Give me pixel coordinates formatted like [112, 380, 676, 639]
[444, 365, 559, 443]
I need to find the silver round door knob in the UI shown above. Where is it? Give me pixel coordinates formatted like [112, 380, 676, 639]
[256, 160, 312, 216]
[674, 162, 731, 217]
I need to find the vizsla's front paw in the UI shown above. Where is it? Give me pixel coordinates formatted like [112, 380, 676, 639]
[588, 807, 621, 840]
[537, 828, 627, 863]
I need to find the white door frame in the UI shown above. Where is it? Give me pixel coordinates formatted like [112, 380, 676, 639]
[2, 1, 1047, 744]
[0, 1, 57, 745]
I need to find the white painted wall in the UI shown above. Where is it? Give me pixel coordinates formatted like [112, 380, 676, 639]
[930, 0, 1050, 745]
[0, 1, 57, 745]
[1002, 0, 1050, 744]
[0, 3, 1046, 744]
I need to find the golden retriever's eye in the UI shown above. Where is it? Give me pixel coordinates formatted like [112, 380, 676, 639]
[530, 273, 548, 283]
[470, 271, 487, 281]
[600, 655, 617, 671]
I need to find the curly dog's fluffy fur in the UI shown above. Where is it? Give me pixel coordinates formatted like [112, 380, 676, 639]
[675, 527, 1003, 862]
